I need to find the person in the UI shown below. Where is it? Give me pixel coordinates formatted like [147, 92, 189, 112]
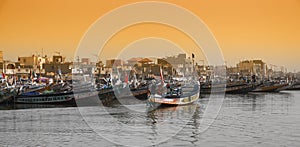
[252, 75, 256, 83]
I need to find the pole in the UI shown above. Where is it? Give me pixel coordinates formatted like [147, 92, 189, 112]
[77, 56, 80, 69]
[192, 53, 195, 73]
[3, 60, 5, 75]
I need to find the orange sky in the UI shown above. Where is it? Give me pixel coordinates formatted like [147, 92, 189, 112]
[99, 23, 206, 63]
[0, 0, 299, 71]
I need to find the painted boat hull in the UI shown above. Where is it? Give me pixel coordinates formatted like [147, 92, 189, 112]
[15, 90, 100, 105]
[14, 92, 74, 104]
[148, 92, 199, 106]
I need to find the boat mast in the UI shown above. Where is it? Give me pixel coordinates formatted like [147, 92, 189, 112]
[160, 65, 164, 85]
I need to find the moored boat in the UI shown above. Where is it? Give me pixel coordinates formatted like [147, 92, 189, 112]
[285, 82, 300, 90]
[0, 88, 18, 104]
[113, 85, 150, 100]
[148, 82, 200, 106]
[252, 82, 289, 92]
[14, 91, 74, 104]
[226, 83, 257, 94]
[15, 81, 99, 105]
[72, 90, 101, 106]
[200, 81, 257, 94]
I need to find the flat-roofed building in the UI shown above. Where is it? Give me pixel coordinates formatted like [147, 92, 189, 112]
[237, 59, 267, 79]
[43, 55, 71, 75]
[106, 59, 123, 68]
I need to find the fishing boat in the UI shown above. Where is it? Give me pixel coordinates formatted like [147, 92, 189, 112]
[200, 81, 257, 94]
[72, 90, 101, 106]
[15, 88, 102, 105]
[15, 81, 98, 105]
[14, 90, 74, 104]
[200, 82, 225, 94]
[148, 81, 200, 106]
[252, 81, 289, 92]
[226, 82, 257, 94]
[95, 78, 114, 95]
[0, 88, 18, 104]
[130, 86, 150, 100]
[99, 75, 150, 100]
[0, 82, 19, 104]
[113, 83, 150, 100]
[285, 82, 300, 90]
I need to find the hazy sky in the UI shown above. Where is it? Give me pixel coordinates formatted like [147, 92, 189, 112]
[0, 0, 299, 71]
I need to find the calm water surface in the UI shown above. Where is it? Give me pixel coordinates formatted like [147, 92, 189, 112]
[0, 91, 299, 147]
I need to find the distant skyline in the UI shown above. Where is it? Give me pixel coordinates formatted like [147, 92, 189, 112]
[0, 0, 299, 72]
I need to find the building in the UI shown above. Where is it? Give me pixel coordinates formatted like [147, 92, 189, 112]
[157, 53, 193, 76]
[0, 51, 4, 73]
[52, 56, 65, 63]
[106, 59, 123, 68]
[81, 58, 90, 65]
[226, 66, 239, 76]
[93, 61, 106, 76]
[43, 55, 71, 75]
[0, 51, 3, 63]
[297, 72, 300, 79]
[237, 60, 267, 79]
[18, 55, 47, 69]
[2, 61, 16, 75]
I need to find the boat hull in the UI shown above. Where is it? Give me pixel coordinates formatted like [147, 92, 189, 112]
[14, 92, 74, 104]
[252, 83, 289, 92]
[200, 83, 256, 94]
[15, 91, 100, 105]
[0, 89, 17, 104]
[148, 92, 199, 106]
[285, 83, 300, 90]
[113, 87, 150, 100]
[226, 84, 256, 94]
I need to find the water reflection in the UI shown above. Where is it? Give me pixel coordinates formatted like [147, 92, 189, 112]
[224, 92, 293, 114]
[0, 92, 299, 146]
[146, 103, 203, 144]
[147, 104, 200, 122]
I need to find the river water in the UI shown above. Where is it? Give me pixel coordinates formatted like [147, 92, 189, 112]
[0, 91, 299, 147]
